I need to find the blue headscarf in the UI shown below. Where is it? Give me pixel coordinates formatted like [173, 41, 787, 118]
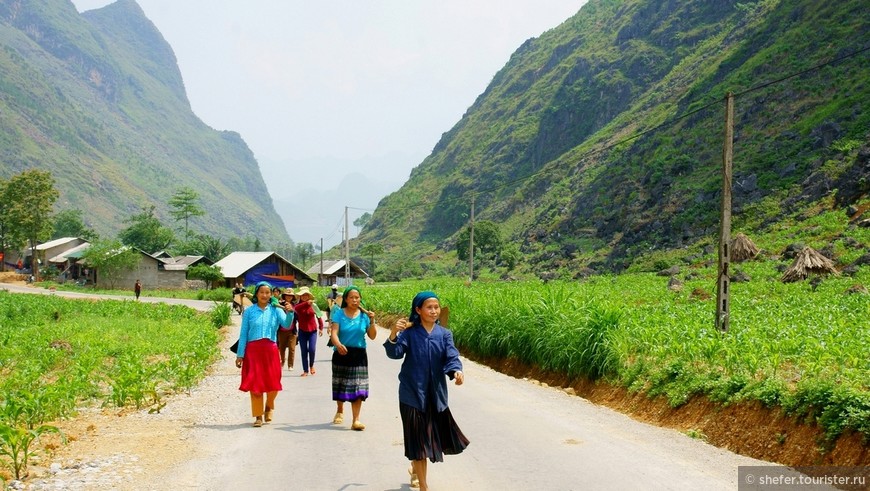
[253, 281, 274, 305]
[409, 291, 439, 326]
[254, 281, 273, 293]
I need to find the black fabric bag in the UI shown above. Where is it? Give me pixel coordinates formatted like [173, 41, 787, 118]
[230, 339, 239, 354]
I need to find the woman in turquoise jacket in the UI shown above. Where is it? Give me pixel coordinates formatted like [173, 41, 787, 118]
[235, 281, 293, 427]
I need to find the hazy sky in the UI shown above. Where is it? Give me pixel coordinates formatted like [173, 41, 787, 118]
[70, 1, 588, 246]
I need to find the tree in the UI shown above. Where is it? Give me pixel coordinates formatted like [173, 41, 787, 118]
[0, 178, 26, 273]
[187, 263, 224, 290]
[168, 187, 205, 238]
[80, 239, 140, 289]
[294, 242, 315, 268]
[359, 243, 384, 278]
[456, 220, 503, 264]
[499, 242, 521, 271]
[353, 212, 372, 234]
[119, 205, 174, 254]
[194, 234, 230, 262]
[52, 209, 98, 240]
[3, 170, 59, 280]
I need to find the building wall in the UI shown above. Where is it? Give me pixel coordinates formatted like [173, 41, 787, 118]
[116, 255, 160, 290]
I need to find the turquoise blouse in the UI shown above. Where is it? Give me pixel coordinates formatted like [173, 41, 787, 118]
[237, 304, 292, 358]
[332, 308, 371, 349]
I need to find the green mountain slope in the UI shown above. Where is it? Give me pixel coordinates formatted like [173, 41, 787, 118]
[0, 0, 288, 245]
[360, 0, 869, 276]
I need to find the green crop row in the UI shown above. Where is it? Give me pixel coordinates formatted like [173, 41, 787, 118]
[0, 292, 220, 479]
[363, 265, 869, 443]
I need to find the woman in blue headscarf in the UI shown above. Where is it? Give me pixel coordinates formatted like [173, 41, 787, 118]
[235, 281, 293, 427]
[384, 291, 469, 491]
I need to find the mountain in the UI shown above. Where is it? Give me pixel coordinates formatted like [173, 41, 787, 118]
[358, 0, 870, 277]
[0, 0, 289, 246]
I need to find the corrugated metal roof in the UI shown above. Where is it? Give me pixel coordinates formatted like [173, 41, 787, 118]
[37, 237, 80, 251]
[214, 251, 316, 281]
[213, 251, 274, 278]
[48, 242, 90, 263]
[170, 255, 206, 266]
[307, 259, 345, 276]
[307, 259, 369, 277]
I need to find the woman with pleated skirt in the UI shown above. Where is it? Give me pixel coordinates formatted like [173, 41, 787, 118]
[384, 291, 469, 491]
[329, 286, 377, 430]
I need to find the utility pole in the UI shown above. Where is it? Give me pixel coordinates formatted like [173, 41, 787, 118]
[469, 194, 475, 283]
[716, 92, 734, 332]
[319, 238, 324, 286]
[344, 206, 351, 285]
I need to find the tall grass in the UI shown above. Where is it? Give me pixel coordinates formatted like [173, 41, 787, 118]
[362, 266, 869, 442]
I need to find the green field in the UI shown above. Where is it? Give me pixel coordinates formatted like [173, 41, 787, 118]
[0, 292, 220, 416]
[363, 262, 869, 444]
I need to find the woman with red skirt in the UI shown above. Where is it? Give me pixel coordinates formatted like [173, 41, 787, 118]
[235, 281, 293, 427]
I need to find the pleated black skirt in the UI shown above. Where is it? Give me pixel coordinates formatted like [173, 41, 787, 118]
[399, 400, 469, 462]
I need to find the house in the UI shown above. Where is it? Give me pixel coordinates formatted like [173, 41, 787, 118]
[306, 259, 369, 287]
[214, 251, 315, 289]
[86, 248, 193, 290]
[6, 237, 88, 272]
[48, 241, 91, 282]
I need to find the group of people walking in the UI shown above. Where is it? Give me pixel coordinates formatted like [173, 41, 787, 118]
[233, 282, 468, 490]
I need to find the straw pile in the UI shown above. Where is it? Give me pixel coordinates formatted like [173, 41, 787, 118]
[781, 246, 838, 282]
[731, 233, 760, 262]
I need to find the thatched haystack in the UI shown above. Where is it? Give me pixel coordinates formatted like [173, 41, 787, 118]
[731, 233, 760, 262]
[781, 246, 838, 283]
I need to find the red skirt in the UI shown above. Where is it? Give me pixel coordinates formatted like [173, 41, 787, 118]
[239, 339, 283, 393]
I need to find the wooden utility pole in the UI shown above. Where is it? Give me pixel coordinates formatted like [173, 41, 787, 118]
[319, 238, 324, 286]
[468, 194, 475, 283]
[716, 92, 734, 332]
[344, 206, 351, 285]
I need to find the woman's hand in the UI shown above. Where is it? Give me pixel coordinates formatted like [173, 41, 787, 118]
[335, 344, 348, 355]
[235, 357, 243, 368]
[454, 370, 464, 386]
[388, 318, 410, 343]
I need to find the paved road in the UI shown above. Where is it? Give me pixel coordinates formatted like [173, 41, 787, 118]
[3, 284, 770, 490]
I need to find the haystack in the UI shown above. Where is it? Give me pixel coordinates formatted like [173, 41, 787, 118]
[781, 246, 838, 283]
[731, 233, 760, 262]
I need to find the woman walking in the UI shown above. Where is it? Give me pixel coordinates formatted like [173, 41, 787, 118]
[384, 291, 469, 490]
[329, 286, 377, 430]
[277, 290, 298, 370]
[293, 286, 323, 376]
[235, 281, 293, 427]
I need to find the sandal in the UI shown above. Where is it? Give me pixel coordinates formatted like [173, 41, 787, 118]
[409, 467, 420, 488]
[253, 417, 263, 428]
[333, 412, 344, 424]
[264, 408, 273, 423]
[300, 372, 309, 377]
[351, 420, 366, 431]
[310, 367, 316, 375]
